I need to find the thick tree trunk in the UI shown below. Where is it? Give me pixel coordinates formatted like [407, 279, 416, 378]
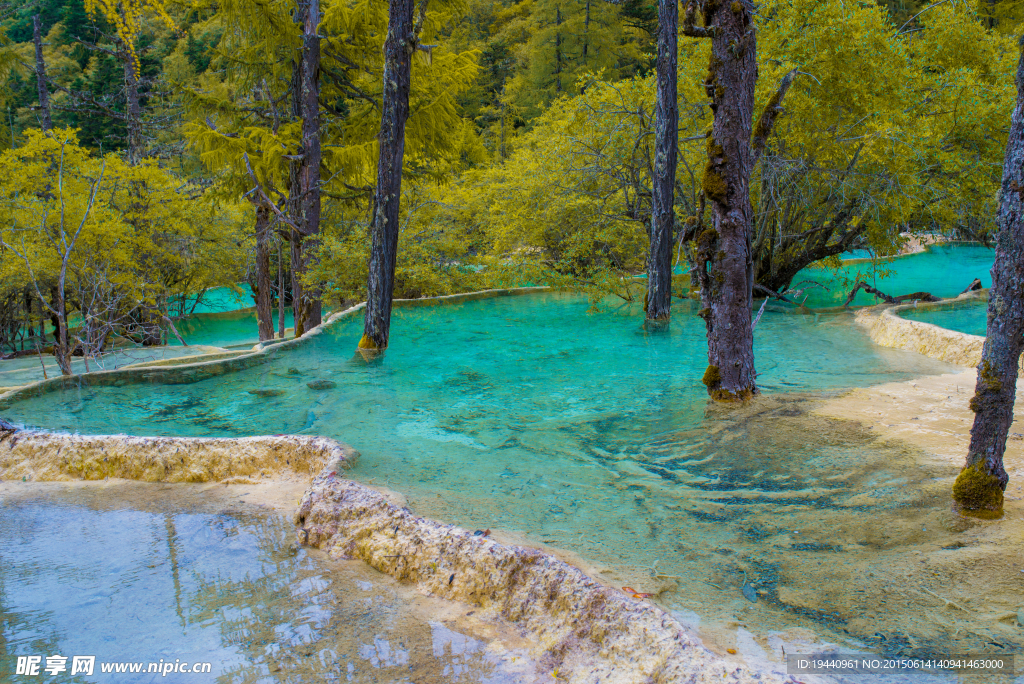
[360, 0, 415, 351]
[33, 15, 52, 131]
[295, 0, 323, 335]
[684, 1, 794, 401]
[693, 1, 758, 400]
[646, 0, 678, 323]
[953, 43, 1024, 519]
[254, 205, 275, 342]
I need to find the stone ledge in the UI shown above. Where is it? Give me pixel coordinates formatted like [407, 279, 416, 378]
[852, 293, 1024, 375]
[0, 430, 356, 484]
[296, 461, 794, 684]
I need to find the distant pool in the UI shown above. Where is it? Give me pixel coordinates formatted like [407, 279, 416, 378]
[900, 300, 988, 337]
[7, 292, 1011, 655]
[790, 244, 993, 308]
[169, 308, 295, 349]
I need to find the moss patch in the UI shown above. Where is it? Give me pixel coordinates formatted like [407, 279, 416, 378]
[358, 334, 379, 350]
[702, 364, 721, 388]
[952, 462, 1004, 519]
[969, 359, 1003, 413]
[703, 165, 729, 203]
[710, 387, 756, 402]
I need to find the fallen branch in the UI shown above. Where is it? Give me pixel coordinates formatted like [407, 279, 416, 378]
[843, 281, 941, 307]
[960, 278, 983, 295]
[754, 284, 798, 305]
[751, 297, 769, 331]
[161, 315, 188, 346]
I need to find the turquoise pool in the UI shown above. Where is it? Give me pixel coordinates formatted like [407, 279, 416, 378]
[901, 301, 989, 337]
[789, 244, 993, 308]
[6, 292, 1013, 656]
[169, 308, 295, 349]
[0, 483, 535, 683]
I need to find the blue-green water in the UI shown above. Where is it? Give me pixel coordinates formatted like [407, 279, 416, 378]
[901, 301, 988, 337]
[0, 484, 535, 683]
[6, 292, 1013, 654]
[180, 286, 254, 315]
[170, 309, 295, 349]
[789, 244, 993, 308]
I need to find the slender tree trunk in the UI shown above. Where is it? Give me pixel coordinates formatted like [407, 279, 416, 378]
[32, 15, 52, 131]
[295, 0, 323, 335]
[254, 205, 275, 342]
[278, 240, 286, 339]
[53, 279, 72, 376]
[646, 0, 677, 323]
[582, 0, 591, 66]
[288, 59, 306, 335]
[953, 42, 1024, 519]
[360, 0, 415, 351]
[683, 0, 794, 401]
[554, 7, 563, 93]
[122, 45, 143, 165]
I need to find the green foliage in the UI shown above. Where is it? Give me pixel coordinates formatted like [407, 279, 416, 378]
[0, 128, 247, 321]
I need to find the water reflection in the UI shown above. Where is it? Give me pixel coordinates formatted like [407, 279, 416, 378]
[0, 484, 537, 683]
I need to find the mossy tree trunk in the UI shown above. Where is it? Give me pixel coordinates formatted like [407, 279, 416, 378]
[646, 0, 677, 323]
[361, 0, 416, 351]
[683, 0, 794, 401]
[953, 41, 1024, 519]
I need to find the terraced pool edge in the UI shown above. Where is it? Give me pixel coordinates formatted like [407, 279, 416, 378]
[0, 424, 792, 684]
[853, 291, 1024, 374]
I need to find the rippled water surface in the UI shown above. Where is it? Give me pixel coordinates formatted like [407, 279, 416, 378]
[3, 292, 1022, 662]
[0, 483, 536, 683]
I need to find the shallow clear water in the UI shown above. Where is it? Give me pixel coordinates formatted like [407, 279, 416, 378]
[184, 286, 255, 315]
[0, 483, 536, 683]
[790, 244, 993, 308]
[901, 301, 989, 337]
[10, 293, 1016, 656]
[169, 309, 295, 349]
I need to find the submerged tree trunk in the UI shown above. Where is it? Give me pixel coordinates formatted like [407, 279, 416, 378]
[683, 0, 794, 401]
[33, 15, 52, 131]
[254, 205, 275, 342]
[360, 0, 415, 351]
[646, 0, 678, 323]
[953, 42, 1024, 519]
[295, 0, 323, 335]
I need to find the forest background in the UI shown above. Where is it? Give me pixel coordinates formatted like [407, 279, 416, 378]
[0, 0, 1021, 364]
